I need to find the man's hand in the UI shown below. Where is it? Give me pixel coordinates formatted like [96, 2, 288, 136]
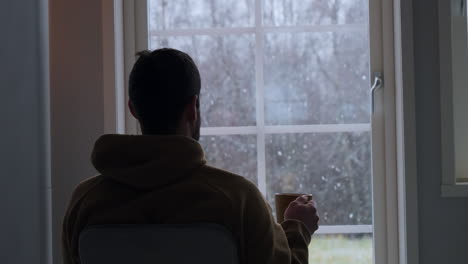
[284, 195, 319, 235]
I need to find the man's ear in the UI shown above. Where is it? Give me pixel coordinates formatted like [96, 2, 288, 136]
[128, 100, 138, 119]
[186, 95, 198, 123]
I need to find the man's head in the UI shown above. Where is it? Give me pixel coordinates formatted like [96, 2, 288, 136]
[128, 48, 201, 140]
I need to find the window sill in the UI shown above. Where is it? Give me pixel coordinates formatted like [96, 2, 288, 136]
[441, 183, 468, 197]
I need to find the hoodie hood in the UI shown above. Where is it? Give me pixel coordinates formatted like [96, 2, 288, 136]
[91, 134, 206, 190]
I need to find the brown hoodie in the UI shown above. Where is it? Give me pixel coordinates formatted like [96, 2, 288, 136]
[62, 134, 311, 264]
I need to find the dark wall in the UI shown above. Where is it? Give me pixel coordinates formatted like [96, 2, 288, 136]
[413, 0, 468, 263]
[0, 0, 50, 264]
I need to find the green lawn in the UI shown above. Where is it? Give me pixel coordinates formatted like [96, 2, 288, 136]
[309, 235, 373, 264]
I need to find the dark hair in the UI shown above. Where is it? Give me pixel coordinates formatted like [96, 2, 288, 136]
[129, 48, 201, 134]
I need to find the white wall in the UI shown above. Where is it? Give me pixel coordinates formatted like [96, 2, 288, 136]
[0, 0, 51, 264]
[413, 0, 468, 263]
[49, 0, 106, 263]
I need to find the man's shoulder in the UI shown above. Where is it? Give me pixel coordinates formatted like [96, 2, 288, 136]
[197, 165, 261, 196]
[70, 175, 104, 202]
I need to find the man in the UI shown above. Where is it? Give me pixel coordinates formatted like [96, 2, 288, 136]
[62, 48, 319, 264]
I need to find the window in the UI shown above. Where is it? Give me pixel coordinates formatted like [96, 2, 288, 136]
[146, 1, 372, 262]
[440, 0, 468, 196]
[118, 0, 408, 263]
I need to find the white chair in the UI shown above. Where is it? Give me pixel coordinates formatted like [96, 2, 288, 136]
[79, 224, 239, 264]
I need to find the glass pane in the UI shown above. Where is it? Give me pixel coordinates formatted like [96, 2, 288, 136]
[148, 0, 254, 30]
[264, 31, 370, 125]
[150, 35, 256, 127]
[265, 132, 371, 225]
[263, 0, 369, 26]
[457, 177, 468, 183]
[309, 234, 372, 263]
[199, 135, 257, 184]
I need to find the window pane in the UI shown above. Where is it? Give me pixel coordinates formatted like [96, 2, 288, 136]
[148, 0, 254, 30]
[199, 135, 257, 184]
[263, 0, 369, 26]
[265, 132, 371, 225]
[309, 234, 372, 263]
[264, 31, 370, 125]
[150, 35, 256, 127]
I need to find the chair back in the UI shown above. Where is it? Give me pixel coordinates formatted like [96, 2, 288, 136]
[79, 224, 239, 264]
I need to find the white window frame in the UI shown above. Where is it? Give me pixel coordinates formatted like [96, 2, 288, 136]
[439, 0, 468, 197]
[124, 1, 373, 199]
[103, 0, 420, 263]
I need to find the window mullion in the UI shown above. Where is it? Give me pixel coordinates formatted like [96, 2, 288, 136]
[255, 0, 267, 195]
